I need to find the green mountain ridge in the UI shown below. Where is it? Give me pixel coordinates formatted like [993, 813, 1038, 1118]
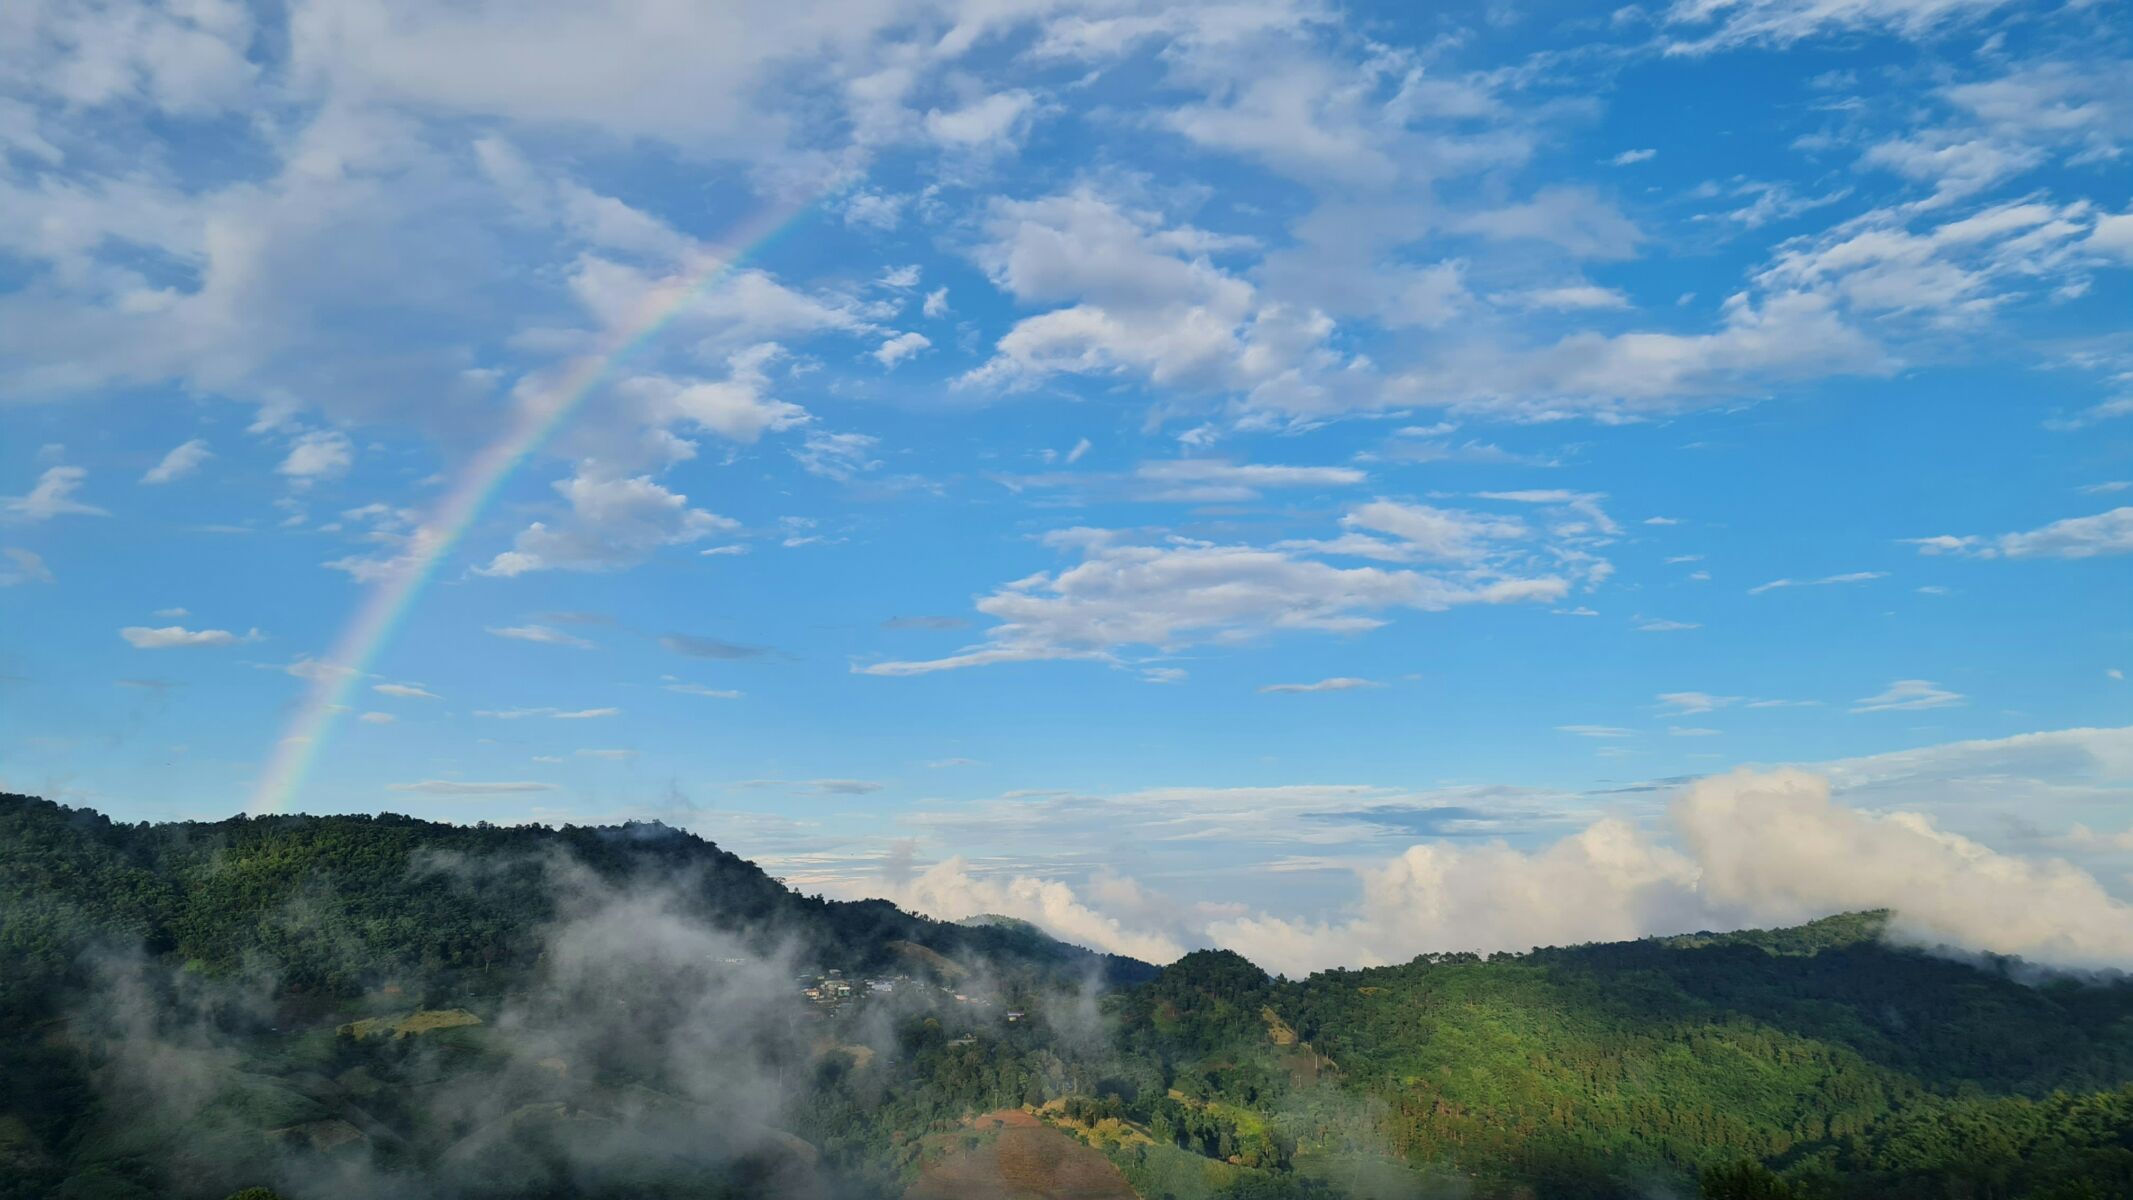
[5, 792, 2132, 1200]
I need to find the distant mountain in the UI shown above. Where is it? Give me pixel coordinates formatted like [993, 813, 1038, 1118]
[5, 792, 2132, 1200]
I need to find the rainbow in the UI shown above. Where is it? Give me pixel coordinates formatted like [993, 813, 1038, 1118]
[248, 196, 830, 815]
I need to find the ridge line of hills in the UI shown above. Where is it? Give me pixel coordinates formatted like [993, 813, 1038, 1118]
[6, 792, 2133, 1200]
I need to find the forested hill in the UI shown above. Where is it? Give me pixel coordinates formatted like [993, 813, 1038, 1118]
[7, 791, 2133, 1200]
[0, 791, 1153, 1009]
[1119, 922, 2133, 1198]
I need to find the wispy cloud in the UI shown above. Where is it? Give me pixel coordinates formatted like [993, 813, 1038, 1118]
[1258, 677, 1384, 695]
[488, 624, 596, 649]
[388, 780, 558, 795]
[1852, 679, 1965, 713]
[473, 706, 622, 720]
[1747, 570, 1886, 595]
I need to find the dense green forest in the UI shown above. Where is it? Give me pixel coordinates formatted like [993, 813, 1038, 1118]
[4, 792, 2131, 1200]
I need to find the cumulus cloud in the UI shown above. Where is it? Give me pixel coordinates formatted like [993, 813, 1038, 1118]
[617, 343, 810, 445]
[955, 188, 1357, 419]
[869, 856, 1188, 964]
[276, 430, 353, 485]
[1211, 767, 2133, 974]
[871, 330, 930, 368]
[480, 468, 736, 576]
[140, 438, 211, 484]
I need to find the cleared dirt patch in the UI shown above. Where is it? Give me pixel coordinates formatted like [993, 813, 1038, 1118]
[337, 1008, 482, 1040]
[908, 1109, 1138, 1200]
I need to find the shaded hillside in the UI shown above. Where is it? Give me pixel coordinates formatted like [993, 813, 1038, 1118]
[0, 792, 1152, 1012]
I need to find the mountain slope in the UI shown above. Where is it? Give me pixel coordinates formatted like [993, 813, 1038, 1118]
[6, 793, 2133, 1200]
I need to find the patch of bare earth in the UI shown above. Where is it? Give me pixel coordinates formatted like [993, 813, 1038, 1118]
[907, 1109, 1138, 1200]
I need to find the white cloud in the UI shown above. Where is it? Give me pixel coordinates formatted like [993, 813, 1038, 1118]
[1637, 618, 1701, 632]
[2092, 211, 2133, 261]
[277, 430, 353, 485]
[956, 188, 1359, 420]
[373, 682, 441, 699]
[1658, 691, 1739, 714]
[4, 466, 107, 520]
[480, 468, 736, 576]
[1852, 678, 1964, 713]
[358, 711, 396, 724]
[0, 548, 54, 587]
[1747, 570, 1886, 594]
[1501, 284, 1633, 311]
[388, 780, 557, 795]
[1402, 291, 1889, 421]
[140, 438, 211, 484]
[924, 90, 1036, 151]
[11, 0, 258, 116]
[473, 706, 620, 720]
[2047, 397, 2133, 431]
[922, 287, 949, 318]
[617, 344, 810, 445]
[858, 514, 1569, 677]
[1212, 766, 2133, 974]
[1862, 134, 2042, 202]
[1609, 148, 1657, 165]
[1258, 677, 1382, 695]
[843, 190, 905, 231]
[865, 856, 1188, 964]
[666, 682, 744, 698]
[486, 623, 596, 649]
[734, 777, 884, 796]
[1454, 187, 1642, 260]
[1908, 507, 2133, 559]
[119, 624, 255, 648]
[871, 330, 930, 369]
[1558, 724, 1637, 738]
[793, 430, 881, 482]
[1134, 459, 1366, 502]
[1662, 0, 2011, 54]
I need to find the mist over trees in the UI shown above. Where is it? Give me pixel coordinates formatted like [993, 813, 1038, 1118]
[5, 792, 2132, 1200]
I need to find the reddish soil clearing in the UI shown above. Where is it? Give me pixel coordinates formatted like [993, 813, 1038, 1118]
[907, 1109, 1138, 1200]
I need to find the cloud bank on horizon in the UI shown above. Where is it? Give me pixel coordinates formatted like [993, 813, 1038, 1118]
[1, 0, 2129, 972]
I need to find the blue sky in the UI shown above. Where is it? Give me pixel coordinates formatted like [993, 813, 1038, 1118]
[3, 0, 2131, 970]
